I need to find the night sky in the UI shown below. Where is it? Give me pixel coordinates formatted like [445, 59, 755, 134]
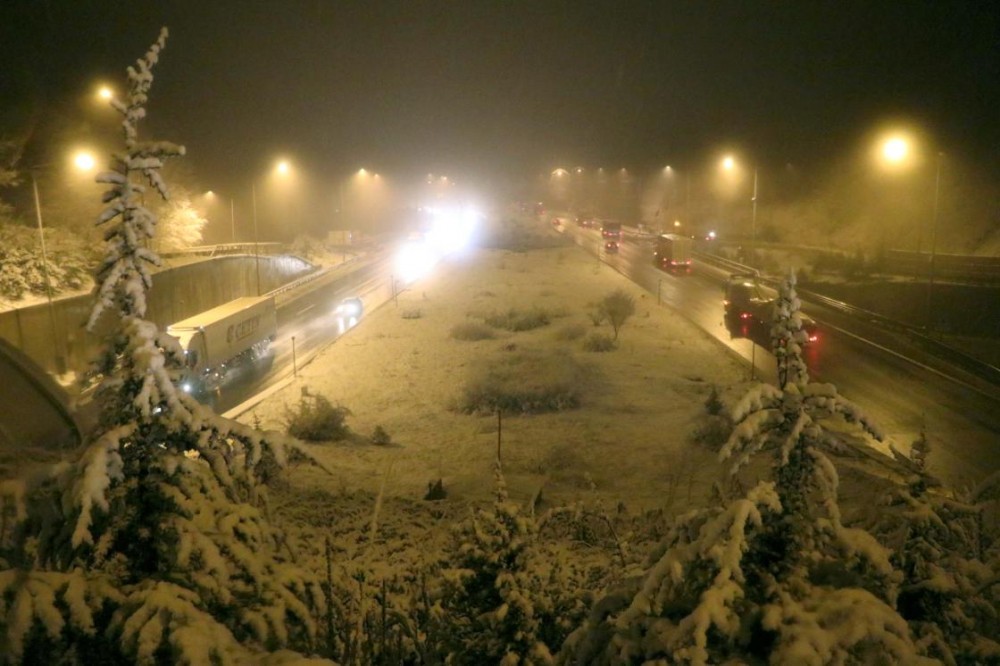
[2, 1, 998, 190]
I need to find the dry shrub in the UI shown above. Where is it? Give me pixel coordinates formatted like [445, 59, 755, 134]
[483, 308, 551, 332]
[457, 350, 586, 414]
[582, 333, 616, 352]
[450, 321, 496, 341]
[284, 392, 351, 441]
[553, 323, 586, 341]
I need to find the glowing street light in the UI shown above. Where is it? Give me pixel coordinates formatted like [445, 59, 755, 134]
[250, 158, 296, 294]
[874, 131, 944, 327]
[719, 155, 758, 266]
[29, 149, 99, 373]
[73, 150, 96, 172]
[881, 136, 910, 164]
[202, 190, 237, 243]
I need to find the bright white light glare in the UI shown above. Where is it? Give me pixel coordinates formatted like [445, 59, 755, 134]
[882, 137, 909, 163]
[707, 230, 717, 240]
[73, 151, 96, 171]
[97, 86, 113, 100]
[426, 207, 479, 256]
[396, 242, 436, 284]
[721, 156, 735, 171]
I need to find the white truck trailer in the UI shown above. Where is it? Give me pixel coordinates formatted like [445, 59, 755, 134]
[653, 233, 693, 270]
[167, 296, 277, 392]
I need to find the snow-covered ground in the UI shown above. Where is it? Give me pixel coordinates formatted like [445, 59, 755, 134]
[240, 216, 913, 572]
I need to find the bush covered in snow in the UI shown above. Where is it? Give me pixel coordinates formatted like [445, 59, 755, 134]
[439, 462, 592, 663]
[284, 391, 352, 442]
[484, 307, 552, 332]
[450, 320, 496, 340]
[863, 440, 1000, 664]
[581, 332, 616, 352]
[457, 350, 585, 415]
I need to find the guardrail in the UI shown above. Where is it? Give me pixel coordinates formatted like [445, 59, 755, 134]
[694, 251, 1000, 388]
[159, 243, 285, 259]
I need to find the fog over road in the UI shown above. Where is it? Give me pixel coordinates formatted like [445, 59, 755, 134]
[206, 221, 998, 488]
[561, 220, 1000, 488]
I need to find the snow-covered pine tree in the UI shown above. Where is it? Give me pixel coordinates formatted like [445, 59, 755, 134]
[560, 365, 935, 664]
[770, 269, 809, 390]
[868, 439, 1000, 664]
[0, 29, 328, 664]
[441, 461, 586, 664]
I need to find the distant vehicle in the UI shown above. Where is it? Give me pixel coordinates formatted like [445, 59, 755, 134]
[601, 221, 622, 240]
[723, 273, 818, 344]
[653, 233, 693, 271]
[603, 239, 620, 253]
[576, 213, 595, 228]
[167, 296, 278, 393]
[335, 296, 364, 333]
[533, 201, 545, 217]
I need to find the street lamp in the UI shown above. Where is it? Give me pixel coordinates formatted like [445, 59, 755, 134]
[251, 158, 294, 295]
[204, 190, 237, 243]
[875, 132, 943, 329]
[719, 155, 757, 266]
[30, 149, 98, 373]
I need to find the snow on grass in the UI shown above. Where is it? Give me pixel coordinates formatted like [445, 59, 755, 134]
[244, 240, 747, 513]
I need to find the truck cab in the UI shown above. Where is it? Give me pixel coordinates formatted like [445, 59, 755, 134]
[723, 273, 819, 345]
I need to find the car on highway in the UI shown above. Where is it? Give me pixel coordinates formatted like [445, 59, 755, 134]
[335, 297, 364, 333]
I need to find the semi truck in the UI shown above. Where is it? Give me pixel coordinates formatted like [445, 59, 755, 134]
[653, 233, 693, 270]
[167, 296, 278, 393]
[723, 273, 818, 344]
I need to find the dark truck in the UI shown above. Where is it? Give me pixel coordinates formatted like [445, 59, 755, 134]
[723, 273, 819, 345]
[653, 233, 693, 271]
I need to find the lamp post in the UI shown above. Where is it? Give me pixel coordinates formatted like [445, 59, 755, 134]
[27, 149, 98, 374]
[750, 167, 758, 268]
[204, 190, 237, 243]
[876, 133, 943, 330]
[31, 175, 64, 374]
[720, 155, 756, 266]
[926, 152, 943, 329]
[251, 183, 261, 296]
[250, 159, 295, 296]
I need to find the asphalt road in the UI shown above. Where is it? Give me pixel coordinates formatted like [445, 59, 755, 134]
[557, 219, 1000, 488]
[200, 254, 392, 415]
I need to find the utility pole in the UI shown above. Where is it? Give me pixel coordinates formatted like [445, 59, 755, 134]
[750, 167, 759, 268]
[926, 152, 943, 331]
[32, 175, 66, 374]
[252, 183, 261, 296]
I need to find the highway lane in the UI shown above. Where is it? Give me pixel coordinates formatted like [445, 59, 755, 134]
[199, 253, 393, 415]
[557, 219, 1000, 487]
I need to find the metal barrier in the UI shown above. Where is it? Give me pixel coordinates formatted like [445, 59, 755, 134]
[694, 251, 1000, 388]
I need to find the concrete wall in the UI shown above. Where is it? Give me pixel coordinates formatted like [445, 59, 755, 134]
[0, 254, 314, 375]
